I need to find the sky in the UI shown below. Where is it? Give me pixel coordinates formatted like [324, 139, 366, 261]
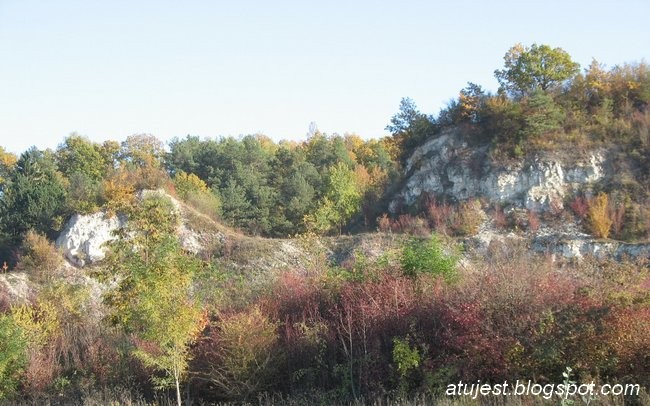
[0, 0, 648, 154]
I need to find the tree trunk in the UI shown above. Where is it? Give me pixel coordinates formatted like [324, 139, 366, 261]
[175, 370, 182, 406]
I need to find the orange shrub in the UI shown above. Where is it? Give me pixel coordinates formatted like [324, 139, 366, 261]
[377, 213, 391, 232]
[588, 192, 613, 238]
[102, 169, 136, 214]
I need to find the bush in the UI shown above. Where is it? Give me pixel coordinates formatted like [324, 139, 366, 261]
[527, 210, 541, 232]
[395, 214, 430, 236]
[101, 169, 136, 215]
[377, 213, 391, 232]
[588, 192, 613, 238]
[194, 306, 279, 400]
[16, 230, 63, 281]
[0, 314, 27, 400]
[450, 200, 483, 236]
[173, 171, 208, 199]
[425, 199, 454, 235]
[400, 235, 457, 281]
[569, 195, 590, 219]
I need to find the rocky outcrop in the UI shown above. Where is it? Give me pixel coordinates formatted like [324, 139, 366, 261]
[465, 227, 650, 261]
[392, 130, 604, 211]
[0, 272, 32, 302]
[56, 212, 125, 267]
[55, 191, 216, 267]
[531, 234, 650, 260]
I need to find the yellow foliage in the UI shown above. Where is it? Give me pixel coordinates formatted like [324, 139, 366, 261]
[354, 165, 371, 192]
[585, 59, 611, 94]
[588, 192, 613, 239]
[17, 230, 63, 280]
[0, 146, 17, 185]
[209, 306, 278, 397]
[173, 170, 208, 199]
[11, 301, 59, 348]
[102, 169, 136, 214]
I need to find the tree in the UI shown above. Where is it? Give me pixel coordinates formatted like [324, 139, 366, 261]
[120, 134, 165, 168]
[386, 98, 436, 162]
[55, 134, 110, 213]
[173, 171, 208, 200]
[104, 194, 204, 406]
[521, 89, 565, 139]
[495, 43, 580, 97]
[55, 134, 106, 182]
[0, 147, 17, 191]
[305, 162, 363, 234]
[0, 148, 67, 241]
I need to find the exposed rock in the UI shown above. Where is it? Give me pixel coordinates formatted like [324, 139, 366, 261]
[56, 212, 125, 267]
[56, 191, 226, 267]
[531, 234, 650, 260]
[141, 189, 213, 254]
[0, 272, 32, 302]
[392, 130, 604, 212]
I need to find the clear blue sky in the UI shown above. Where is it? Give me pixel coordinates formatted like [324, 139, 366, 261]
[0, 0, 648, 154]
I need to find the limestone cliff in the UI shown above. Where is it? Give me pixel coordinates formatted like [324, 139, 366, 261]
[391, 129, 604, 212]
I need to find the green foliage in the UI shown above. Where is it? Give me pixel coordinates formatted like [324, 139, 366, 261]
[400, 235, 457, 281]
[129, 193, 180, 254]
[56, 134, 106, 182]
[0, 148, 67, 241]
[495, 43, 580, 97]
[0, 314, 27, 400]
[55, 135, 108, 213]
[521, 90, 565, 139]
[166, 133, 396, 237]
[386, 98, 437, 162]
[104, 195, 203, 405]
[305, 162, 363, 234]
[173, 170, 207, 199]
[10, 301, 59, 349]
[392, 337, 420, 377]
[66, 173, 103, 214]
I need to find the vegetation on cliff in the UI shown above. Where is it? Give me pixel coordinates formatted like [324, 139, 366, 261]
[0, 44, 648, 404]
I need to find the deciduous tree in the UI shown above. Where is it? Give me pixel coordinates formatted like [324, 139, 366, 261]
[104, 195, 204, 406]
[495, 43, 580, 97]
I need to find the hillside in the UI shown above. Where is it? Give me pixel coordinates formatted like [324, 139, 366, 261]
[0, 44, 649, 405]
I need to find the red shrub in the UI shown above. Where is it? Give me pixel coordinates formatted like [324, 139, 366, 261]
[604, 306, 650, 385]
[377, 213, 391, 232]
[426, 199, 454, 234]
[395, 214, 430, 236]
[570, 195, 590, 219]
[527, 210, 540, 232]
[492, 204, 507, 229]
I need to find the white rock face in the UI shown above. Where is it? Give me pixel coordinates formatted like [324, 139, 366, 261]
[393, 130, 605, 212]
[56, 212, 125, 267]
[0, 272, 32, 302]
[531, 234, 650, 260]
[56, 191, 213, 266]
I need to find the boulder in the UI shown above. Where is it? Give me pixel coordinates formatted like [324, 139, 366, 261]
[56, 212, 125, 267]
